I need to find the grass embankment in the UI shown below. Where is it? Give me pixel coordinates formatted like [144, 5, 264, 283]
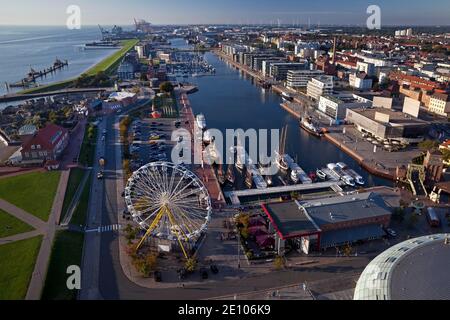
[19, 39, 139, 95]
[0, 209, 34, 238]
[60, 168, 85, 221]
[85, 39, 139, 76]
[70, 173, 92, 226]
[41, 231, 84, 300]
[0, 171, 61, 221]
[0, 236, 43, 300]
[79, 124, 98, 167]
[42, 172, 92, 300]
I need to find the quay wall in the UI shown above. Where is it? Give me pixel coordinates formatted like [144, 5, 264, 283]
[324, 133, 395, 181]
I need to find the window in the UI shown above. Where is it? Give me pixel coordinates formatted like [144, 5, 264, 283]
[31, 145, 36, 150]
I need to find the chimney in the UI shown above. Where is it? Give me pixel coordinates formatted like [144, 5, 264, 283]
[332, 36, 337, 65]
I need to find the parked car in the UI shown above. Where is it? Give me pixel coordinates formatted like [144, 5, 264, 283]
[385, 228, 397, 238]
[154, 271, 162, 282]
[200, 268, 208, 279]
[210, 265, 219, 274]
[177, 268, 187, 280]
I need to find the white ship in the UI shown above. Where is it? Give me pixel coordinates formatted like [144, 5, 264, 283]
[327, 163, 355, 187]
[336, 162, 365, 185]
[275, 151, 289, 171]
[82, 41, 121, 50]
[203, 130, 213, 144]
[281, 92, 294, 102]
[316, 169, 327, 180]
[285, 155, 312, 184]
[196, 114, 207, 130]
[248, 161, 268, 190]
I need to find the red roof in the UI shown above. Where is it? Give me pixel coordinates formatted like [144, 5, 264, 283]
[22, 123, 68, 153]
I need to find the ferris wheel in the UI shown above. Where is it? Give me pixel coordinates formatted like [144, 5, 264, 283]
[124, 162, 212, 258]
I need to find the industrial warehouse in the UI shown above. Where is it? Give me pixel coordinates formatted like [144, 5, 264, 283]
[261, 192, 393, 254]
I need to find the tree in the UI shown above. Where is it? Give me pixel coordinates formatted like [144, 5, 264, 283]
[159, 81, 174, 93]
[418, 140, 439, 152]
[441, 149, 450, 164]
[407, 213, 419, 230]
[342, 244, 353, 257]
[393, 207, 406, 222]
[49, 111, 58, 124]
[274, 255, 285, 270]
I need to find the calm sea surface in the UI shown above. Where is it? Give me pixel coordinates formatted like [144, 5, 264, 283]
[0, 26, 118, 96]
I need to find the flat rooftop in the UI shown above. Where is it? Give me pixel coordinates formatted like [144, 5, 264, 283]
[300, 192, 393, 228]
[262, 192, 392, 239]
[262, 202, 320, 240]
[350, 108, 429, 126]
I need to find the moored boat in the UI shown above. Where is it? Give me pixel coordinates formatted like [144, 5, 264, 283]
[300, 117, 322, 138]
[226, 163, 235, 184]
[316, 169, 327, 180]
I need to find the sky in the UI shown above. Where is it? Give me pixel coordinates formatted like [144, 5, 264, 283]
[0, 0, 449, 26]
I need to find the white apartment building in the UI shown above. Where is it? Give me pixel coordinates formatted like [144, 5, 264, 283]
[306, 76, 334, 100]
[286, 69, 324, 89]
[135, 45, 146, 59]
[357, 61, 376, 76]
[349, 72, 373, 90]
[429, 93, 450, 117]
[318, 94, 372, 122]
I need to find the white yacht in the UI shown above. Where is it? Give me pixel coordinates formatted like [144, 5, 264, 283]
[196, 114, 207, 130]
[337, 162, 365, 185]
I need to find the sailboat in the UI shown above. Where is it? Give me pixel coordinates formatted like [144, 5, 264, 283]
[275, 126, 289, 172]
[245, 168, 253, 189]
[217, 164, 225, 185]
[226, 162, 235, 184]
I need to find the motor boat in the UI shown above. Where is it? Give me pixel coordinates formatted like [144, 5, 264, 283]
[316, 169, 327, 180]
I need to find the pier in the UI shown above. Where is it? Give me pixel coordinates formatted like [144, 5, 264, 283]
[8, 59, 69, 89]
[176, 89, 226, 209]
[224, 180, 346, 205]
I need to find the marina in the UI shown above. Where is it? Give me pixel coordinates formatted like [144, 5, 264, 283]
[186, 51, 391, 191]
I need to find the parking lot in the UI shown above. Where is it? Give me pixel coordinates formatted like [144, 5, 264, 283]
[128, 118, 182, 171]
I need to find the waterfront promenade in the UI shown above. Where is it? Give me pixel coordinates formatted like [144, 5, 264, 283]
[177, 89, 226, 209]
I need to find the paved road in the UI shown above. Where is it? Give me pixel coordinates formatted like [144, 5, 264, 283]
[77, 111, 369, 300]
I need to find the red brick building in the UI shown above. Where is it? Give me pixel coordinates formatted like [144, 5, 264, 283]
[21, 123, 69, 165]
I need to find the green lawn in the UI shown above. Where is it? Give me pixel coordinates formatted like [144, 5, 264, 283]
[61, 168, 86, 221]
[0, 209, 34, 238]
[70, 173, 92, 226]
[0, 171, 61, 222]
[20, 39, 138, 94]
[41, 231, 84, 300]
[0, 236, 43, 300]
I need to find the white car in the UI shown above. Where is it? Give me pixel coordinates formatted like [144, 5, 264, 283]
[386, 228, 397, 237]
